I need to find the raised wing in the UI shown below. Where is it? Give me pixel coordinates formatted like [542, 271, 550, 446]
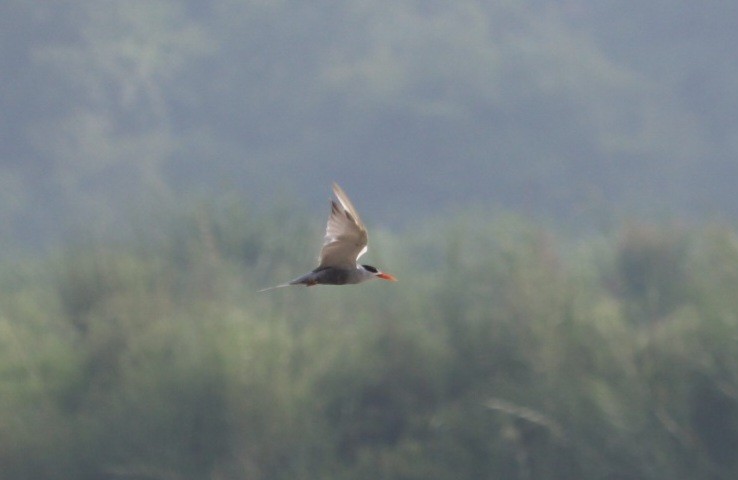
[318, 183, 369, 268]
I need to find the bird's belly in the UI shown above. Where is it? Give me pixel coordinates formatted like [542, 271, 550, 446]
[314, 268, 353, 285]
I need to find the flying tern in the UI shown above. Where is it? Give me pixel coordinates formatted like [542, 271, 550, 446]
[259, 183, 397, 291]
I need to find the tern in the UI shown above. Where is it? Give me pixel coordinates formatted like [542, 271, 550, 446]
[259, 183, 397, 291]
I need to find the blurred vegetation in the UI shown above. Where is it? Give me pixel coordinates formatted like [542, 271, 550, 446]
[3, 2, 738, 248]
[1, 205, 738, 480]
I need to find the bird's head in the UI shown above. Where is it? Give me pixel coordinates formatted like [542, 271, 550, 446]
[362, 264, 397, 282]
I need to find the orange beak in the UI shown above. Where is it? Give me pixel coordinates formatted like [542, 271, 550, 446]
[377, 272, 398, 282]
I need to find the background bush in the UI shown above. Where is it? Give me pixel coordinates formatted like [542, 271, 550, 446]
[1, 207, 737, 480]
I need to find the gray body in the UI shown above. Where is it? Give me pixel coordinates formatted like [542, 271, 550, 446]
[258, 265, 377, 291]
[288, 266, 374, 286]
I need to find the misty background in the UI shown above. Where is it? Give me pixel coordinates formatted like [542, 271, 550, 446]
[3, 2, 738, 480]
[2, 1, 738, 248]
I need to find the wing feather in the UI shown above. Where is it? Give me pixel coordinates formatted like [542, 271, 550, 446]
[318, 183, 369, 268]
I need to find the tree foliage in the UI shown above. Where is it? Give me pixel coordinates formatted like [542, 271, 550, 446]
[1, 207, 738, 479]
[1, 1, 738, 248]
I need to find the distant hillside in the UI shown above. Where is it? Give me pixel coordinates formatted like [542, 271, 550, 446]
[1, 1, 737, 247]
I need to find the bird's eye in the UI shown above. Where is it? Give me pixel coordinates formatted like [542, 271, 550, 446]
[362, 264, 378, 273]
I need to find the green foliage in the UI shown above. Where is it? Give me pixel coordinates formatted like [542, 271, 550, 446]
[1, 209, 738, 480]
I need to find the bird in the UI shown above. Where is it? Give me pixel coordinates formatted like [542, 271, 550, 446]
[258, 182, 397, 291]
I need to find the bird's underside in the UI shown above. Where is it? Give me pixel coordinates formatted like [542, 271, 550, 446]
[289, 267, 355, 286]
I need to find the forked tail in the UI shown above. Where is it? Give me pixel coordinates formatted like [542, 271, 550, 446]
[258, 271, 316, 292]
[257, 283, 294, 293]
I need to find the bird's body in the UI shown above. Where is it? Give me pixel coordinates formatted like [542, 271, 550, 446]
[262, 265, 377, 291]
[259, 183, 396, 291]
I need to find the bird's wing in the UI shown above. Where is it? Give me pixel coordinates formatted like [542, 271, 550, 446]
[318, 183, 369, 268]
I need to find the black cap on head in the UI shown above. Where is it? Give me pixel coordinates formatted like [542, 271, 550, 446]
[362, 264, 378, 273]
